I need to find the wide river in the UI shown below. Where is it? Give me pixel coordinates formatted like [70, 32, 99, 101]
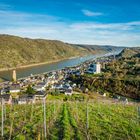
[0, 50, 122, 81]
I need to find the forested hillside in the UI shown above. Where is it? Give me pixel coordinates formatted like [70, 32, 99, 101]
[68, 48, 140, 100]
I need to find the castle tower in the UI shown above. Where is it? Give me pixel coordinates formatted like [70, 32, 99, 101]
[12, 70, 17, 82]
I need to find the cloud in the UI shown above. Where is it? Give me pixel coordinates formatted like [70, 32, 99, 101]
[0, 3, 12, 9]
[0, 10, 59, 24]
[82, 9, 103, 17]
[70, 22, 140, 31]
[0, 9, 140, 47]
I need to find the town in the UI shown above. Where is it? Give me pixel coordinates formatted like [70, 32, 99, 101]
[0, 55, 115, 105]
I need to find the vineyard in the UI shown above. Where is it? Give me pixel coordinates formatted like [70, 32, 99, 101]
[0, 100, 140, 140]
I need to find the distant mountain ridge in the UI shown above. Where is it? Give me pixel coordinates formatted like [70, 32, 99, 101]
[0, 34, 124, 69]
[71, 44, 125, 54]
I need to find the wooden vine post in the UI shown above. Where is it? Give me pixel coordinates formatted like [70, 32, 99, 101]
[43, 98, 47, 139]
[1, 98, 4, 137]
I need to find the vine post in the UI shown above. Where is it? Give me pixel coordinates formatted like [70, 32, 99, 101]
[1, 98, 4, 137]
[86, 101, 89, 140]
[30, 100, 34, 122]
[43, 98, 47, 138]
[4, 103, 6, 121]
[138, 106, 140, 124]
[53, 101, 55, 114]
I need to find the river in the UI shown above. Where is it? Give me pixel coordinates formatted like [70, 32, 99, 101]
[0, 50, 122, 81]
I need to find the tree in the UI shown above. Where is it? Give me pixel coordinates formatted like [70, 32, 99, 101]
[26, 85, 35, 95]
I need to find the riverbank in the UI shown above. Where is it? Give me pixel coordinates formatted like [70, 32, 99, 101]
[0, 56, 81, 72]
[0, 50, 119, 81]
[0, 54, 98, 81]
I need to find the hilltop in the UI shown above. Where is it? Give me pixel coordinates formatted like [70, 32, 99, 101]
[117, 47, 140, 58]
[0, 34, 122, 70]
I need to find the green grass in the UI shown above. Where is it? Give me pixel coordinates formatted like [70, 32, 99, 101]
[0, 100, 139, 140]
[72, 102, 140, 140]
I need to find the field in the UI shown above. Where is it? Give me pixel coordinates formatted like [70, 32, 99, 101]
[0, 97, 139, 140]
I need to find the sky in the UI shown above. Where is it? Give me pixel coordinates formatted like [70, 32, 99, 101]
[0, 0, 140, 47]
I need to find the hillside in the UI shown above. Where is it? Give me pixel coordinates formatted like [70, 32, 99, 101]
[0, 34, 123, 70]
[117, 47, 140, 58]
[68, 48, 140, 100]
[0, 35, 90, 69]
[71, 44, 124, 54]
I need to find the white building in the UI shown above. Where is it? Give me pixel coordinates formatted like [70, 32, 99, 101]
[9, 84, 20, 93]
[18, 95, 36, 104]
[34, 91, 47, 100]
[33, 82, 48, 91]
[65, 87, 73, 96]
[87, 62, 101, 74]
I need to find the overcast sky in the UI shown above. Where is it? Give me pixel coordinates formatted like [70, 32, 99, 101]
[0, 0, 140, 47]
